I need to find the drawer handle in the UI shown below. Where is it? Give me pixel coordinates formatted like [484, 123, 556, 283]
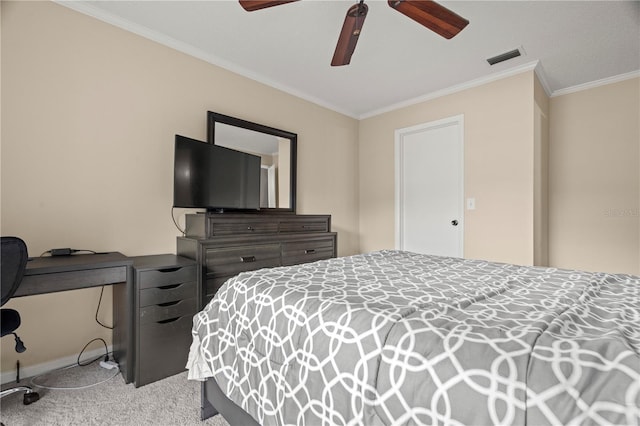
[304, 249, 316, 254]
[158, 267, 182, 273]
[157, 317, 181, 324]
[157, 300, 180, 307]
[241, 256, 256, 263]
[247, 226, 254, 231]
[158, 283, 182, 290]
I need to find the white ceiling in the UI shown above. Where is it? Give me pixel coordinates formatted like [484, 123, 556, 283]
[61, 0, 640, 119]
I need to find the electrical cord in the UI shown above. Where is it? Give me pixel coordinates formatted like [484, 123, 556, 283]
[30, 338, 119, 390]
[77, 338, 109, 366]
[30, 363, 120, 391]
[171, 207, 186, 236]
[95, 286, 113, 330]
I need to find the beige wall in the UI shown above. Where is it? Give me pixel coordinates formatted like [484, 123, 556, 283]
[359, 71, 538, 265]
[548, 77, 640, 275]
[534, 75, 550, 266]
[359, 71, 639, 274]
[1, 1, 359, 372]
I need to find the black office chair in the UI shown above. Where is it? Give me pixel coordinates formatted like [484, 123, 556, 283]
[1, 236, 40, 405]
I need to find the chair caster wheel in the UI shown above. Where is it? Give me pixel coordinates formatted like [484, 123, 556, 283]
[23, 391, 40, 405]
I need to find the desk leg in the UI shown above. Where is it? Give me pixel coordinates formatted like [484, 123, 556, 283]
[112, 272, 134, 384]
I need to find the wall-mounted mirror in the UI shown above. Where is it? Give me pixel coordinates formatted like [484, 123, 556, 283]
[207, 111, 297, 213]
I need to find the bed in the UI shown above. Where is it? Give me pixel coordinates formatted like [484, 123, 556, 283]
[187, 250, 640, 425]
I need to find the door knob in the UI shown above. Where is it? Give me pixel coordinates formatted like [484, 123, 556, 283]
[451, 220, 459, 226]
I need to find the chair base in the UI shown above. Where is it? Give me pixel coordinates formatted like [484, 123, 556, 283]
[0, 386, 40, 405]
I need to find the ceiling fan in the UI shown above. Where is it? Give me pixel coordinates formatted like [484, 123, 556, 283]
[238, 0, 469, 66]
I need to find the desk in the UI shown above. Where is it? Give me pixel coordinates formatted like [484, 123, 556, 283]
[19, 252, 132, 297]
[15, 252, 134, 383]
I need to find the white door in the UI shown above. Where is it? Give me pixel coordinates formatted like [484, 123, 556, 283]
[395, 115, 464, 257]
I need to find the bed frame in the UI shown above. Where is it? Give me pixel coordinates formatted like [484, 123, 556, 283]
[201, 377, 260, 425]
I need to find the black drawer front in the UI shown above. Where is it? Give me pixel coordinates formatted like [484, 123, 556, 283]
[138, 265, 197, 290]
[204, 276, 233, 305]
[139, 297, 197, 324]
[210, 221, 278, 236]
[205, 244, 281, 277]
[279, 220, 328, 233]
[282, 238, 335, 266]
[138, 315, 193, 386]
[139, 281, 196, 307]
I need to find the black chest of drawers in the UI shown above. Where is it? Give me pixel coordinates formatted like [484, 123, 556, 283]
[177, 213, 337, 307]
[130, 254, 197, 387]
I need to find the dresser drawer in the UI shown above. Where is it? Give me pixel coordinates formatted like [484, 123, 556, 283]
[282, 237, 335, 266]
[279, 220, 328, 233]
[138, 265, 197, 290]
[137, 315, 193, 386]
[204, 276, 234, 304]
[205, 244, 281, 277]
[139, 280, 196, 307]
[209, 221, 278, 236]
[139, 297, 197, 324]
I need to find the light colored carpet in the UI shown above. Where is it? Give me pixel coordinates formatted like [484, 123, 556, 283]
[0, 362, 231, 426]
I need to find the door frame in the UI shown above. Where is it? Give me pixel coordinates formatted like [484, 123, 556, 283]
[394, 114, 465, 256]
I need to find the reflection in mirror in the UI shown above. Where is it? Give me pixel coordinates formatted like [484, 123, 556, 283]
[207, 112, 297, 213]
[215, 124, 290, 209]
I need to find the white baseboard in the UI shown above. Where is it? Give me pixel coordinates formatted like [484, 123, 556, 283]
[1, 346, 114, 385]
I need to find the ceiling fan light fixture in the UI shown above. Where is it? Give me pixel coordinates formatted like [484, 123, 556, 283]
[387, 0, 469, 39]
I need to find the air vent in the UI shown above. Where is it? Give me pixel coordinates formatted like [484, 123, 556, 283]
[487, 48, 522, 66]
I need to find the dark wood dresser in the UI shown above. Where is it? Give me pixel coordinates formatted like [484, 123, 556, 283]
[176, 213, 337, 307]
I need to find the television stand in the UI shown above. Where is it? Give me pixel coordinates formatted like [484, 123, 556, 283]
[176, 212, 336, 307]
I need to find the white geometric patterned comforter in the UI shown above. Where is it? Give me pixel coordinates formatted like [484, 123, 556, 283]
[187, 250, 640, 425]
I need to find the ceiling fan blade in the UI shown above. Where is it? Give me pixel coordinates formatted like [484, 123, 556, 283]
[331, 2, 368, 67]
[239, 0, 299, 12]
[387, 0, 468, 39]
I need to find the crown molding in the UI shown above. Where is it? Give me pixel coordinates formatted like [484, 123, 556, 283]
[359, 61, 540, 119]
[54, 1, 359, 119]
[550, 70, 640, 98]
[51, 2, 640, 121]
[533, 61, 552, 97]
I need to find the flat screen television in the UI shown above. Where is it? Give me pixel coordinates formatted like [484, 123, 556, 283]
[173, 135, 261, 211]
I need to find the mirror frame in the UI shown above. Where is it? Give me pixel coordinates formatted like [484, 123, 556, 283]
[207, 111, 297, 214]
